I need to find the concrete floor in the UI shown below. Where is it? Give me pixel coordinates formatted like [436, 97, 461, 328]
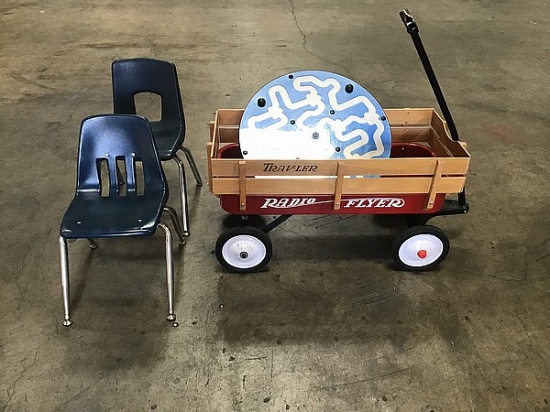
[1, 0, 549, 411]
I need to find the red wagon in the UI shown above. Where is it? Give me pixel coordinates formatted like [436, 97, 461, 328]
[206, 10, 471, 273]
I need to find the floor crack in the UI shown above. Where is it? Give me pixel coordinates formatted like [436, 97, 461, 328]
[2, 330, 56, 411]
[14, 279, 26, 303]
[287, 0, 351, 76]
[2, 346, 40, 412]
[523, 237, 550, 282]
[514, 308, 545, 362]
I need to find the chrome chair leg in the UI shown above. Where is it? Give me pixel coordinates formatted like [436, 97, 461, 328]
[163, 206, 186, 245]
[87, 238, 99, 249]
[180, 146, 203, 187]
[173, 154, 190, 236]
[59, 236, 73, 327]
[158, 222, 176, 322]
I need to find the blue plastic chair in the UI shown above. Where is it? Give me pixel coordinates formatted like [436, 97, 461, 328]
[111, 58, 202, 236]
[59, 114, 185, 326]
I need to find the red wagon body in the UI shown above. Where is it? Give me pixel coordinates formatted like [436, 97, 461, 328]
[206, 11, 471, 273]
[207, 108, 470, 273]
[208, 108, 469, 217]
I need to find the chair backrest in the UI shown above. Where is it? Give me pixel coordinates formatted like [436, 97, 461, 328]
[111, 58, 185, 129]
[76, 114, 167, 198]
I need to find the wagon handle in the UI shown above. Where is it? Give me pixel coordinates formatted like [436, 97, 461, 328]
[400, 9, 417, 34]
[399, 10, 459, 143]
[400, 9, 466, 207]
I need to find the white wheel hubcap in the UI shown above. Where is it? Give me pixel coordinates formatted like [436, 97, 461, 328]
[222, 234, 267, 269]
[398, 234, 444, 267]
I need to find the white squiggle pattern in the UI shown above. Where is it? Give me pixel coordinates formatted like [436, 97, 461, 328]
[244, 73, 389, 159]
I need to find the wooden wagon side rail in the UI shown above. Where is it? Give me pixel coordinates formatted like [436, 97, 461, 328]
[210, 157, 468, 177]
[207, 108, 471, 211]
[209, 108, 468, 154]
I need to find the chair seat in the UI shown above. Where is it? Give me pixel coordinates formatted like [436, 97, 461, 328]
[60, 193, 167, 239]
[150, 121, 183, 160]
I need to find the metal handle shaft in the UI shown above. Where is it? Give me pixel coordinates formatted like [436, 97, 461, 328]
[400, 10, 466, 206]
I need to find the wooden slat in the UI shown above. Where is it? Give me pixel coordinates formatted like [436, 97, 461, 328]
[210, 157, 469, 177]
[211, 112, 220, 156]
[211, 176, 466, 196]
[390, 127, 431, 142]
[431, 130, 470, 158]
[430, 112, 470, 157]
[238, 161, 247, 210]
[209, 121, 215, 142]
[219, 109, 244, 125]
[219, 127, 239, 144]
[342, 158, 467, 176]
[217, 109, 439, 126]
[333, 162, 345, 210]
[425, 160, 444, 210]
[216, 108, 436, 127]
[206, 142, 214, 189]
[428, 129, 453, 157]
[385, 108, 434, 126]
[207, 113, 219, 191]
[430, 110, 452, 144]
[445, 139, 470, 157]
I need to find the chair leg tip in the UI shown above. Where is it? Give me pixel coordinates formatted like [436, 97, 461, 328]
[183, 231, 190, 237]
[167, 314, 176, 322]
[63, 319, 73, 327]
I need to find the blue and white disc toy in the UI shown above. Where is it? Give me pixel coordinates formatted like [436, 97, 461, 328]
[239, 71, 392, 160]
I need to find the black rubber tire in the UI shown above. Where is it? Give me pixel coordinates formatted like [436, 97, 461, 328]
[391, 225, 450, 271]
[215, 226, 273, 273]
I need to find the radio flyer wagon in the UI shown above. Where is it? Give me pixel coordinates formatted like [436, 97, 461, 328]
[206, 11, 471, 273]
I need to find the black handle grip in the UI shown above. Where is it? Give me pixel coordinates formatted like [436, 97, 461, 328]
[399, 9, 418, 34]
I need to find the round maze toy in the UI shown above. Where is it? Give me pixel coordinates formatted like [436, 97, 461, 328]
[239, 70, 392, 160]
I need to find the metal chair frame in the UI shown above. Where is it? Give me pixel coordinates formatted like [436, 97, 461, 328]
[111, 58, 202, 236]
[59, 114, 185, 326]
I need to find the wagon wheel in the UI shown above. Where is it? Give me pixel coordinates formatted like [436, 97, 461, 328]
[392, 225, 450, 271]
[216, 226, 272, 273]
